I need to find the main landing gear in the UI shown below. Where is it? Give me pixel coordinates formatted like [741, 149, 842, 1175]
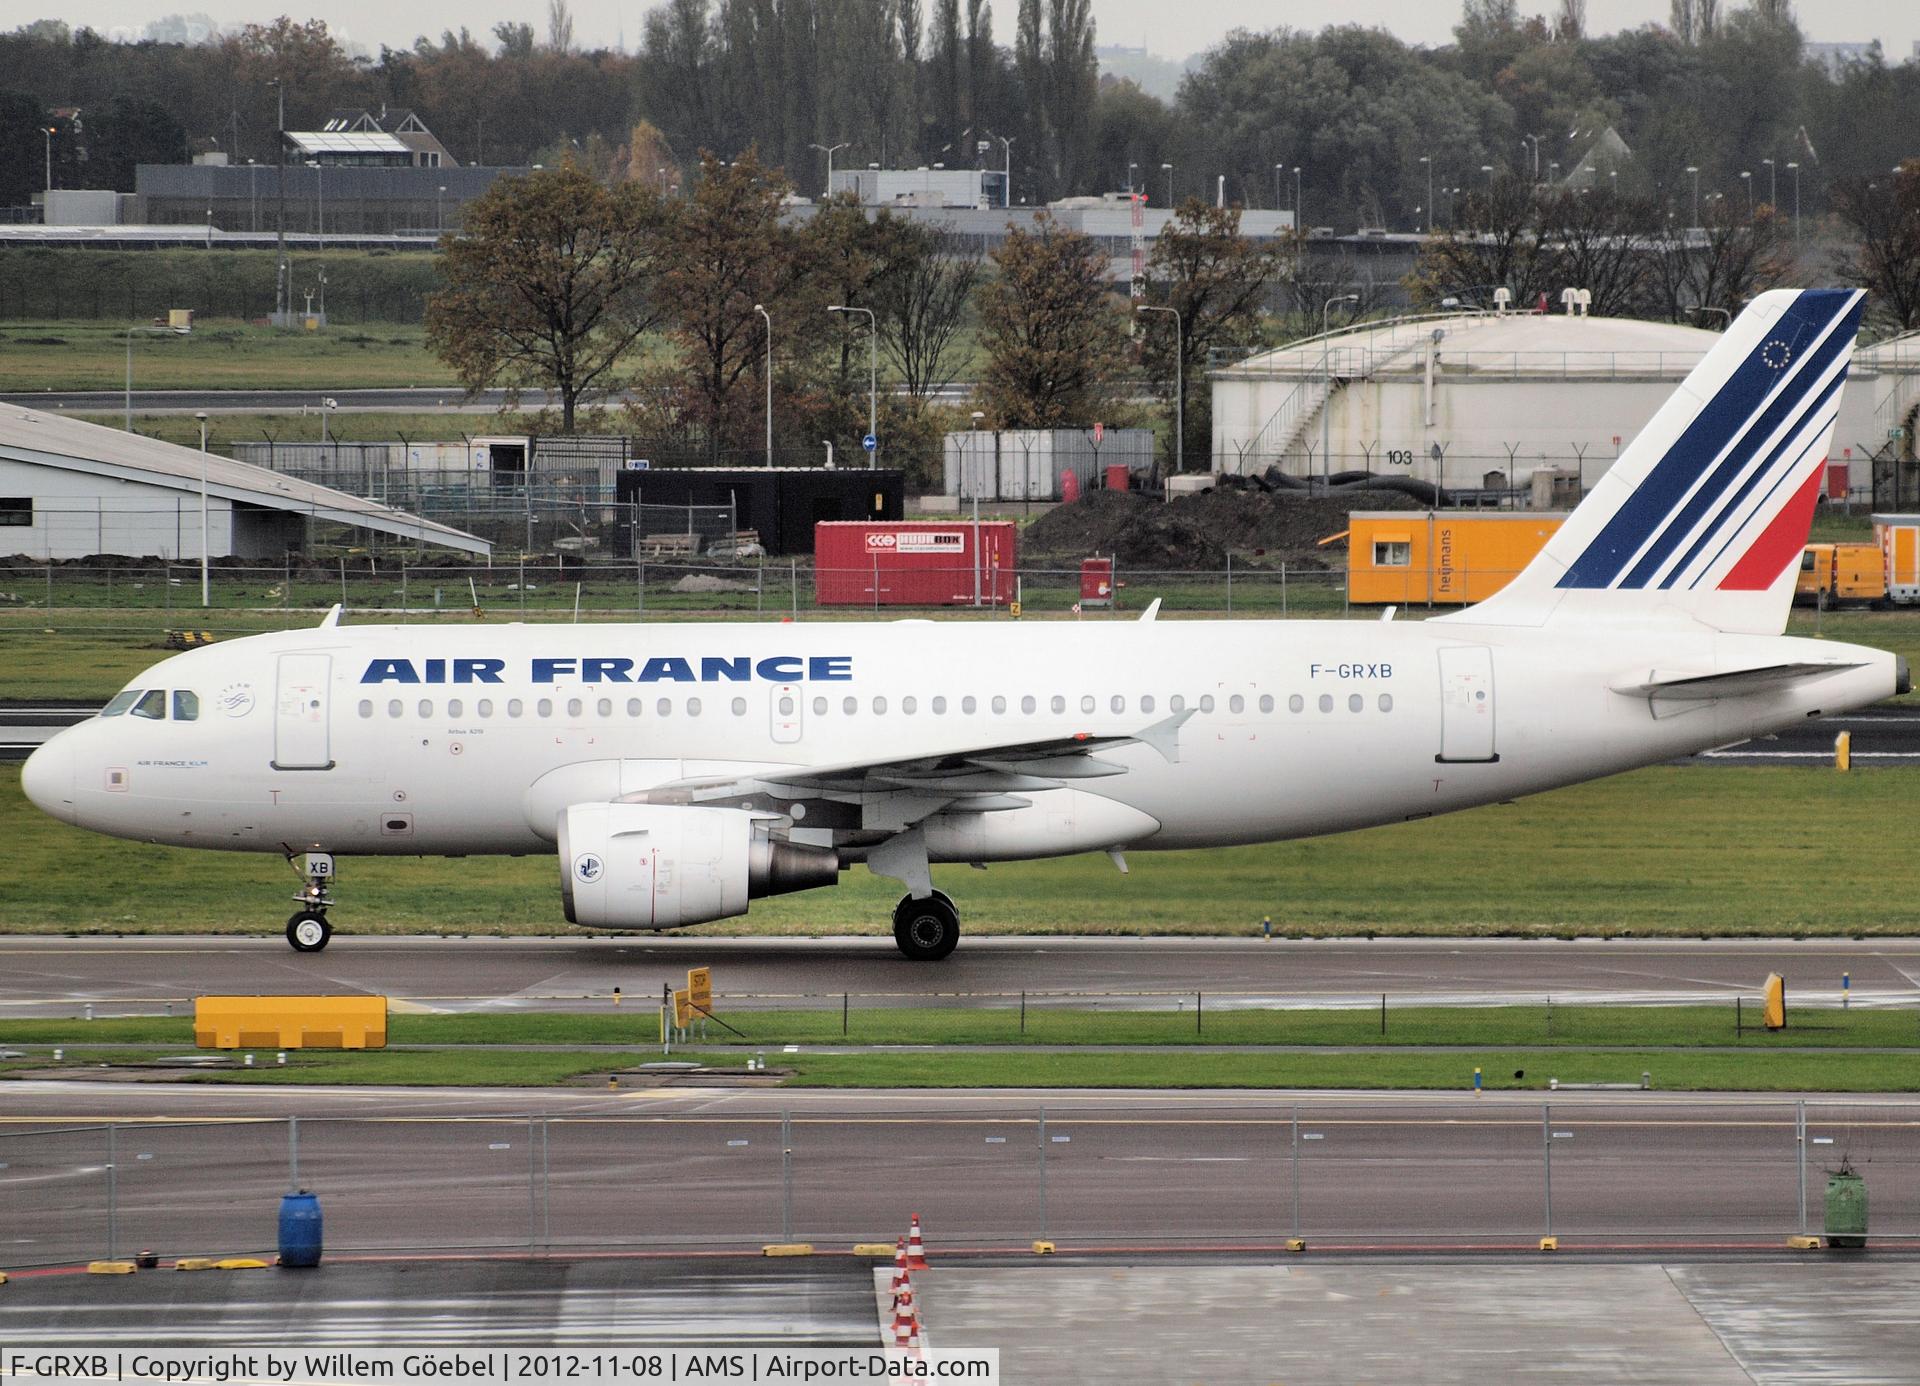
[285, 851, 336, 953]
[893, 890, 960, 962]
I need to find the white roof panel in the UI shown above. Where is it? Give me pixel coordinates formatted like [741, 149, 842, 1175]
[0, 406, 491, 555]
[287, 130, 411, 155]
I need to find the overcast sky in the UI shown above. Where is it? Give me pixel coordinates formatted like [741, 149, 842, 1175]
[34, 0, 1918, 65]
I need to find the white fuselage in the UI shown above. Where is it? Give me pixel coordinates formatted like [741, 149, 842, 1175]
[23, 616, 1900, 866]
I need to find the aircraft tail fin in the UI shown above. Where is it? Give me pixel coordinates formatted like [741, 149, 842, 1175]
[1440, 288, 1867, 636]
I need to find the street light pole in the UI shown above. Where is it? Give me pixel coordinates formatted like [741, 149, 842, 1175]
[1763, 157, 1776, 211]
[1787, 161, 1800, 238]
[1293, 166, 1303, 233]
[826, 305, 878, 466]
[270, 77, 287, 325]
[1135, 303, 1182, 478]
[998, 135, 1016, 207]
[195, 412, 210, 607]
[436, 184, 446, 233]
[1419, 155, 1431, 232]
[1128, 161, 1138, 195]
[1740, 169, 1753, 216]
[1161, 162, 1174, 208]
[809, 141, 849, 196]
[1685, 165, 1699, 228]
[1320, 293, 1359, 488]
[754, 304, 773, 466]
[43, 125, 54, 191]
[1273, 162, 1283, 212]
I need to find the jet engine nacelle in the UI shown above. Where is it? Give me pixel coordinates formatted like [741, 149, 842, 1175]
[557, 802, 838, 929]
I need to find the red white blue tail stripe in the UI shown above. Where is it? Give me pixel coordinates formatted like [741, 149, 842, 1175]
[1556, 288, 1864, 592]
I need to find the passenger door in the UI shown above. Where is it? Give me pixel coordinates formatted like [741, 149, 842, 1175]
[273, 653, 334, 770]
[1436, 645, 1498, 764]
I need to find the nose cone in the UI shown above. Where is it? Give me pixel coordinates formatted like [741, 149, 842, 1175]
[21, 731, 76, 824]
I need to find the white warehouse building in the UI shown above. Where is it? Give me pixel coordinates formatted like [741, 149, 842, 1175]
[1210, 309, 1719, 497]
[0, 407, 489, 560]
[1212, 309, 1920, 504]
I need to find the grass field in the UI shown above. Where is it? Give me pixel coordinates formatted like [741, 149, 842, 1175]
[3, 758, 1917, 939]
[4, 1005, 1911, 1050]
[2, 1005, 1914, 1091]
[2, 320, 455, 392]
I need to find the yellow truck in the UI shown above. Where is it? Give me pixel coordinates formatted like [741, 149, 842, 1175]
[1795, 542, 1886, 607]
[1873, 515, 1920, 606]
[1346, 511, 1565, 606]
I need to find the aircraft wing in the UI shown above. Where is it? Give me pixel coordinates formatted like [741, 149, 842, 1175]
[628, 711, 1193, 812]
[1611, 662, 1866, 701]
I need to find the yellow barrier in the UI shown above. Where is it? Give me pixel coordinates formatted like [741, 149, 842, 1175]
[1764, 974, 1787, 1031]
[194, 995, 387, 1050]
[761, 1244, 814, 1257]
[87, 1261, 136, 1275]
[851, 1243, 895, 1257]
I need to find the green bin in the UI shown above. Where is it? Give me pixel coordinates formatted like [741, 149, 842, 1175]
[1824, 1168, 1868, 1248]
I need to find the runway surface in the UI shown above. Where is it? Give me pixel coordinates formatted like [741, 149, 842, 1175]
[3, 935, 1917, 1016]
[9, 1253, 1920, 1383]
[1, 1082, 1915, 1266]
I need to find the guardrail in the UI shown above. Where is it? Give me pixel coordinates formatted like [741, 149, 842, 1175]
[2, 1101, 1911, 1266]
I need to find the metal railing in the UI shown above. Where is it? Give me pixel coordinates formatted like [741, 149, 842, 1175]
[2, 1101, 1910, 1267]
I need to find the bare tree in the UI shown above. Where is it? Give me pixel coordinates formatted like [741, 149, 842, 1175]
[1538, 188, 1659, 316]
[1407, 176, 1556, 311]
[1649, 200, 1793, 325]
[1831, 161, 1920, 333]
[879, 231, 985, 403]
[545, 0, 574, 53]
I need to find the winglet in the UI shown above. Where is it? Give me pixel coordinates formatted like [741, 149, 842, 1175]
[318, 603, 343, 629]
[1139, 598, 1161, 623]
[1134, 709, 1195, 764]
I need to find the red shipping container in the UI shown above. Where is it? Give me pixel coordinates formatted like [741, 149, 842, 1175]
[815, 520, 1017, 606]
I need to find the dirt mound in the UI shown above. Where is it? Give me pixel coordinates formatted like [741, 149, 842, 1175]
[1023, 485, 1425, 570]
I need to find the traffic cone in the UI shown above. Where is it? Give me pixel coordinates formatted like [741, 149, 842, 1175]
[890, 1301, 920, 1351]
[905, 1213, 928, 1269]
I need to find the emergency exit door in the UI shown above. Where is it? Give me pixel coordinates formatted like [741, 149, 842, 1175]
[1436, 645, 1498, 763]
[274, 653, 335, 770]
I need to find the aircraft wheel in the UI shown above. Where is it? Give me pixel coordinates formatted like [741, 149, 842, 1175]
[893, 891, 959, 962]
[286, 910, 333, 953]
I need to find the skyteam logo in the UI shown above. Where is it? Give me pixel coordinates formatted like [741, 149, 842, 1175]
[573, 854, 604, 884]
[1556, 288, 1865, 594]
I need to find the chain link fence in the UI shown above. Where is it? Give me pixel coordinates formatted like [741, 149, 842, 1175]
[3, 561, 1528, 619]
[3, 1101, 1913, 1267]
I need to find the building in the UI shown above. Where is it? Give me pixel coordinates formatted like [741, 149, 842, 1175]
[316, 109, 456, 169]
[1851, 328, 1920, 507]
[829, 167, 1008, 209]
[1211, 308, 1720, 495]
[0, 408, 489, 560]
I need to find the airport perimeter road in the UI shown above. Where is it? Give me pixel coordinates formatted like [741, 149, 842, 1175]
[1, 1083, 1916, 1266]
[0, 383, 976, 415]
[2, 936, 1918, 1015]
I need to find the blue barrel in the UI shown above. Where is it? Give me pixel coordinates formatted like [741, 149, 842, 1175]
[278, 1191, 323, 1268]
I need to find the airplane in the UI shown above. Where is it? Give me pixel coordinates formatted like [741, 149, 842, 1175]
[21, 287, 1903, 960]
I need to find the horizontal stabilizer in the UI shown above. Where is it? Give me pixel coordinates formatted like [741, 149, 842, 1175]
[1611, 662, 1864, 700]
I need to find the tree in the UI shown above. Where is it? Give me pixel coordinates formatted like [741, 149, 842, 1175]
[0, 91, 45, 208]
[1139, 199, 1279, 469]
[1649, 197, 1792, 324]
[426, 162, 667, 431]
[1831, 161, 1920, 333]
[878, 230, 983, 403]
[1407, 175, 1555, 310]
[1536, 187, 1659, 317]
[88, 95, 188, 190]
[975, 212, 1129, 427]
[648, 149, 823, 458]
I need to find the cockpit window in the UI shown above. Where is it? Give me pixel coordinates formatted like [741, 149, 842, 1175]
[172, 690, 200, 722]
[130, 690, 168, 720]
[101, 690, 141, 718]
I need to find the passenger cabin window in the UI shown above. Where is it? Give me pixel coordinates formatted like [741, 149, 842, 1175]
[736, 697, 751, 716]
[448, 698, 465, 718]
[101, 690, 141, 718]
[358, 699, 374, 719]
[131, 690, 168, 720]
[388, 699, 404, 718]
[1374, 540, 1412, 567]
[1020, 695, 1036, 714]
[627, 699, 643, 717]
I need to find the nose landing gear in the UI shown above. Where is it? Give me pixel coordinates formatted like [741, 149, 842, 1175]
[285, 851, 335, 953]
